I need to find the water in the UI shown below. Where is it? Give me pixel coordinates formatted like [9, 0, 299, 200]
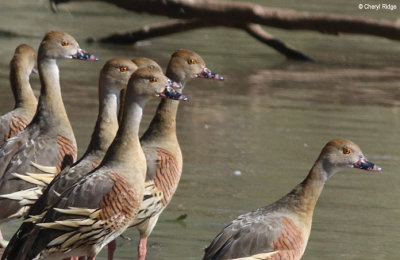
[0, 0, 399, 259]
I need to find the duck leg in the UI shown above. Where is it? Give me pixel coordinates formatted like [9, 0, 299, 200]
[107, 240, 116, 260]
[138, 237, 148, 260]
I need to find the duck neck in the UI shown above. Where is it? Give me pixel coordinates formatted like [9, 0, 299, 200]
[10, 66, 37, 112]
[34, 58, 74, 138]
[140, 75, 183, 142]
[283, 160, 329, 219]
[141, 98, 179, 141]
[103, 97, 145, 174]
[83, 85, 120, 159]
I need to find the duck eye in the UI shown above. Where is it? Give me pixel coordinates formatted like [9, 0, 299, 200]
[149, 77, 157, 83]
[120, 66, 128, 72]
[61, 41, 69, 47]
[187, 59, 196, 65]
[343, 148, 351, 154]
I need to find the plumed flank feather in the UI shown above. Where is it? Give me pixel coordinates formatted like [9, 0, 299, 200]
[26, 172, 56, 184]
[36, 222, 73, 231]
[11, 172, 47, 186]
[4, 206, 28, 220]
[0, 187, 42, 201]
[31, 161, 58, 174]
[133, 182, 163, 222]
[54, 207, 98, 216]
[24, 211, 46, 223]
[47, 232, 76, 247]
[62, 232, 83, 249]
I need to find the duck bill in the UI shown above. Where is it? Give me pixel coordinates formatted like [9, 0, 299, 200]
[197, 66, 224, 80]
[72, 48, 99, 61]
[353, 156, 381, 172]
[168, 79, 183, 90]
[159, 86, 188, 101]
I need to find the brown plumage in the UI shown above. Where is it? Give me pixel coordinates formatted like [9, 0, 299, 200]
[0, 44, 37, 146]
[130, 49, 223, 260]
[2, 67, 187, 260]
[0, 58, 138, 259]
[0, 31, 98, 235]
[153, 148, 181, 206]
[56, 135, 77, 172]
[4, 115, 29, 142]
[203, 139, 381, 260]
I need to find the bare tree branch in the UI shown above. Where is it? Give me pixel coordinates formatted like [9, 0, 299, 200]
[243, 24, 314, 61]
[97, 19, 314, 61]
[51, 0, 400, 61]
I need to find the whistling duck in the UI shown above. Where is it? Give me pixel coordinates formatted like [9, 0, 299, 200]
[1, 58, 138, 260]
[0, 44, 37, 146]
[2, 58, 138, 211]
[203, 139, 381, 260]
[5, 58, 160, 260]
[1, 67, 187, 260]
[131, 49, 223, 260]
[0, 31, 98, 240]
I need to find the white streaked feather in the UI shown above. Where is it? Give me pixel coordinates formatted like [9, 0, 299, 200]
[31, 161, 58, 174]
[11, 173, 46, 186]
[47, 232, 75, 247]
[24, 211, 46, 223]
[54, 207, 97, 216]
[37, 222, 73, 231]
[0, 187, 42, 201]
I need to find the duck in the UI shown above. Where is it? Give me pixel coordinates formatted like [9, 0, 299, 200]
[0, 31, 98, 241]
[0, 44, 37, 146]
[1, 58, 138, 260]
[2, 57, 161, 260]
[1, 58, 138, 212]
[202, 139, 381, 260]
[130, 49, 223, 260]
[1, 67, 187, 260]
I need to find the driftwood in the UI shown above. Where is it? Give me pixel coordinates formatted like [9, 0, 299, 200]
[51, 0, 400, 61]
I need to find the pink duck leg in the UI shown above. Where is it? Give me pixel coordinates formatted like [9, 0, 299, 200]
[138, 237, 148, 260]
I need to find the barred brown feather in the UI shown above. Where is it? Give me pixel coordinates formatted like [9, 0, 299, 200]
[153, 148, 181, 206]
[56, 135, 77, 173]
[270, 218, 305, 260]
[4, 115, 28, 142]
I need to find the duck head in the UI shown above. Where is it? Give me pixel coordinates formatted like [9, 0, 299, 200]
[38, 31, 99, 61]
[166, 49, 224, 85]
[132, 57, 163, 72]
[318, 138, 381, 180]
[100, 58, 138, 92]
[10, 44, 37, 76]
[127, 67, 188, 102]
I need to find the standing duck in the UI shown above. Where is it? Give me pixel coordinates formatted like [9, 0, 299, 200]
[2, 58, 138, 212]
[2, 67, 187, 260]
[4, 58, 160, 260]
[0, 31, 98, 239]
[1, 58, 138, 260]
[131, 49, 223, 260]
[203, 139, 381, 260]
[0, 44, 37, 146]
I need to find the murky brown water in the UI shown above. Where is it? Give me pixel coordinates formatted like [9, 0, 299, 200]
[0, 0, 400, 259]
